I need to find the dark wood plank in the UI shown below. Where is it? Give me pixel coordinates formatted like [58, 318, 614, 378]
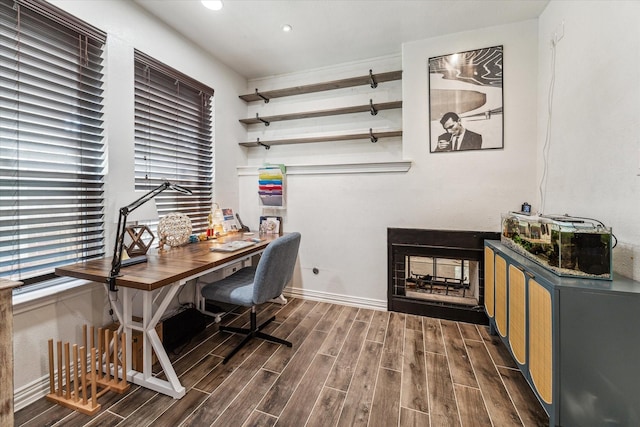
[108, 386, 157, 418]
[318, 305, 359, 356]
[177, 354, 222, 389]
[325, 321, 369, 391]
[35, 383, 137, 427]
[239, 70, 402, 101]
[239, 101, 402, 124]
[458, 322, 482, 341]
[79, 411, 123, 426]
[262, 301, 328, 373]
[306, 387, 347, 427]
[454, 384, 492, 426]
[405, 314, 422, 331]
[115, 393, 175, 427]
[274, 354, 335, 426]
[366, 310, 389, 343]
[271, 297, 306, 323]
[369, 368, 401, 427]
[241, 411, 277, 427]
[423, 317, 445, 354]
[314, 303, 344, 332]
[194, 340, 277, 393]
[13, 397, 57, 426]
[239, 130, 403, 148]
[258, 330, 329, 416]
[381, 312, 405, 371]
[355, 307, 374, 323]
[465, 339, 523, 426]
[427, 351, 461, 426]
[147, 389, 209, 427]
[336, 341, 383, 427]
[440, 319, 478, 388]
[399, 407, 431, 427]
[497, 366, 549, 427]
[211, 369, 278, 427]
[478, 324, 518, 369]
[17, 400, 73, 427]
[402, 328, 429, 413]
[182, 342, 279, 426]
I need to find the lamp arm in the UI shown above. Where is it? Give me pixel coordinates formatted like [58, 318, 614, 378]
[107, 181, 176, 292]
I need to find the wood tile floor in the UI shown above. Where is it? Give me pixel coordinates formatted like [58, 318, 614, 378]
[15, 298, 548, 426]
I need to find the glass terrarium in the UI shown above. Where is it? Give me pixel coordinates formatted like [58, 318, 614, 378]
[501, 212, 612, 280]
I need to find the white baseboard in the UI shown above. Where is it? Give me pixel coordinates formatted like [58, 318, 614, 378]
[283, 286, 387, 311]
[14, 375, 51, 412]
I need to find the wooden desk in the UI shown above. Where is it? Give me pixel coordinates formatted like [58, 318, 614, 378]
[55, 234, 278, 398]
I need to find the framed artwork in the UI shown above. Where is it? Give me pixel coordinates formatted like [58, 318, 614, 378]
[259, 216, 282, 235]
[428, 45, 504, 153]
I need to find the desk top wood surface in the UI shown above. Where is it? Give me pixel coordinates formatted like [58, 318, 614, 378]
[55, 234, 279, 291]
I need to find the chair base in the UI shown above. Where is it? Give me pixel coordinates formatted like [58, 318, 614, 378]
[219, 307, 292, 364]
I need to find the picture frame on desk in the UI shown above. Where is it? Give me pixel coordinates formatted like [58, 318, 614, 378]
[259, 216, 282, 235]
[222, 208, 239, 233]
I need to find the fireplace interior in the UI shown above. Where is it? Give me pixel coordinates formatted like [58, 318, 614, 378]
[388, 228, 500, 324]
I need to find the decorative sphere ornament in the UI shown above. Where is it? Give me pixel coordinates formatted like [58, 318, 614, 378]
[157, 212, 192, 248]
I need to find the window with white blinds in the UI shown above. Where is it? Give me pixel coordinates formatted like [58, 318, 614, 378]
[134, 50, 213, 233]
[0, 0, 106, 286]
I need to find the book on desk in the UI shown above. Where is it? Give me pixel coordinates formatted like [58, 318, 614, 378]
[210, 240, 256, 252]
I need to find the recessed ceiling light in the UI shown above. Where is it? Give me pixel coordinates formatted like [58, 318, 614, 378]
[282, 24, 293, 32]
[201, 1, 223, 11]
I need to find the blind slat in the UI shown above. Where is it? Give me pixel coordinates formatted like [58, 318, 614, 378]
[0, 0, 105, 284]
[134, 50, 213, 234]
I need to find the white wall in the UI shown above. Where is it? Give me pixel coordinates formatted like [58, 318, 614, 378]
[238, 20, 539, 308]
[17, 0, 640, 410]
[537, 1, 640, 279]
[13, 0, 247, 408]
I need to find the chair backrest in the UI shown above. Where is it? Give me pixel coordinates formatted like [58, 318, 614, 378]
[252, 232, 301, 304]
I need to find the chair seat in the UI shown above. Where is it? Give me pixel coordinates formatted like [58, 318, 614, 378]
[200, 266, 257, 306]
[197, 232, 301, 364]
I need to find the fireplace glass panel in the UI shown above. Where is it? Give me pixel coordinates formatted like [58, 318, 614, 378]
[402, 255, 479, 307]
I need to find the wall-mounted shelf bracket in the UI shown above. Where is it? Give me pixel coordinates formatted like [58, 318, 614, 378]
[255, 88, 270, 103]
[369, 128, 378, 143]
[256, 113, 270, 126]
[257, 138, 271, 150]
[369, 69, 378, 88]
[369, 99, 378, 116]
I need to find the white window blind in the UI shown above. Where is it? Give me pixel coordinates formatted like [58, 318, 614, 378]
[0, 0, 106, 285]
[133, 50, 213, 233]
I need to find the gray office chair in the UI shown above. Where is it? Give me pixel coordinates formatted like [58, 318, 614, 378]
[200, 232, 301, 364]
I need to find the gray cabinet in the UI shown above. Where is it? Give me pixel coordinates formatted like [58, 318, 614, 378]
[484, 240, 640, 427]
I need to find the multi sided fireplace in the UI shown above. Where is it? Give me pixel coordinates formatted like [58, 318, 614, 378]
[388, 228, 500, 324]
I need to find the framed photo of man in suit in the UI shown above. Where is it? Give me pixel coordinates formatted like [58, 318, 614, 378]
[428, 46, 504, 153]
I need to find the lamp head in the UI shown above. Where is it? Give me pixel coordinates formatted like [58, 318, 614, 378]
[167, 182, 193, 195]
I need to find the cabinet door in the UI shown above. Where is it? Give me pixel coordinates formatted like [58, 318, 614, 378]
[484, 246, 495, 318]
[508, 265, 526, 365]
[495, 254, 507, 337]
[528, 278, 553, 404]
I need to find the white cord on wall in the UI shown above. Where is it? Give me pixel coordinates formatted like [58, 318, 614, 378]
[538, 37, 558, 215]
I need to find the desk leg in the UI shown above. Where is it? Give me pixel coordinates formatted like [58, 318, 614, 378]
[107, 285, 186, 399]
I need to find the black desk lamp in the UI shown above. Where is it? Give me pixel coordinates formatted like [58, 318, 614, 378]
[108, 181, 192, 292]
